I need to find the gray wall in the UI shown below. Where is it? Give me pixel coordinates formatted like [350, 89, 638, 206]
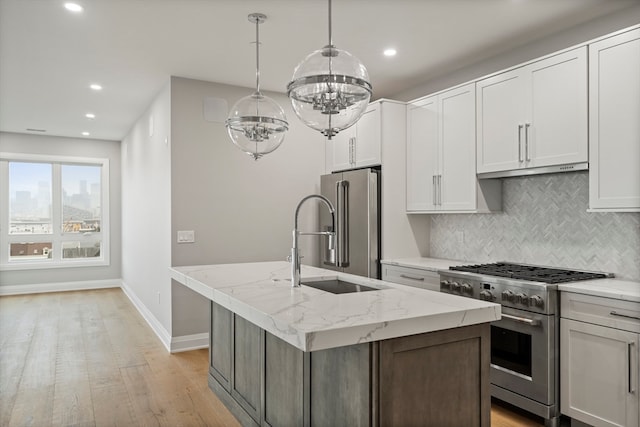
[121, 82, 173, 333]
[0, 132, 122, 286]
[430, 173, 640, 281]
[169, 76, 325, 337]
[394, 4, 640, 101]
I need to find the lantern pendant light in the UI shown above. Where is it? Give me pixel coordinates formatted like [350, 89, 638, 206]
[286, 0, 372, 140]
[226, 13, 288, 160]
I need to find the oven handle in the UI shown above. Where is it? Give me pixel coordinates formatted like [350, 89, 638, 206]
[501, 313, 541, 326]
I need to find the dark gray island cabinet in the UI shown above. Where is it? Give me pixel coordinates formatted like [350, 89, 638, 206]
[208, 300, 490, 427]
[169, 262, 499, 427]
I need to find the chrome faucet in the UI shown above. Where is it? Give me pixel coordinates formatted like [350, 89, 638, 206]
[291, 194, 336, 288]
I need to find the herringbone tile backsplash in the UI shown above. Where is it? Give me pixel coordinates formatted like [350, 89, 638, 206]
[430, 172, 640, 281]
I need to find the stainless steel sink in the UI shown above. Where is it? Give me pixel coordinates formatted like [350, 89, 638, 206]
[301, 279, 381, 294]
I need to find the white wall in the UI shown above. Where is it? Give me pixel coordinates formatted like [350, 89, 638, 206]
[0, 132, 121, 287]
[169, 76, 325, 337]
[393, 5, 640, 101]
[121, 82, 173, 335]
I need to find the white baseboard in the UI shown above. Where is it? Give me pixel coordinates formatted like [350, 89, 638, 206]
[0, 279, 120, 296]
[120, 280, 172, 353]
[170, 333, 209, 353]
[2, 278, 209, 354]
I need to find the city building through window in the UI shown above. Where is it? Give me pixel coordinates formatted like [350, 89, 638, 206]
[0, 153, 109, 270]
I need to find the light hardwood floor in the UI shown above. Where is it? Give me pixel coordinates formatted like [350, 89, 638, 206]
[0, 288, 544, 426]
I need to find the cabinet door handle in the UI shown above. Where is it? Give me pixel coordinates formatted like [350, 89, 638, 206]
[518, 124, 524, 162]
[352, 137, 356, 165]
[525, 123, 531, 161]
[611, 311, 640, 321]
[629, 342, 636, 394]
[400, 274, 425, 281]
[432, 175, 436, 206]
[349, 138, 355, 165]
[438, 175, 442, 206]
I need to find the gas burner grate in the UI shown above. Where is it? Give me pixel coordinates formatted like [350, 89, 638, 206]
[449, 262, 608, 284]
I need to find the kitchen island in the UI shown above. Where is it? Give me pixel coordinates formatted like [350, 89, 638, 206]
[170, 261, 500, 427]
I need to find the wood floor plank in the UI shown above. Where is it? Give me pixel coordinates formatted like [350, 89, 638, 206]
[91, 383, 137, 427]
[52, 380, 95, 427]
[7, 385, 54, 427]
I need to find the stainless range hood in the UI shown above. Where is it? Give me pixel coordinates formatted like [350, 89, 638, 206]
[477, 162, 588, 179]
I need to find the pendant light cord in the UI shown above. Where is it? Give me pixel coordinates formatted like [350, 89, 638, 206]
[255, 18, 261, 94]
[328, 0, 332, 47]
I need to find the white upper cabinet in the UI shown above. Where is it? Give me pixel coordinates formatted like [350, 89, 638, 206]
[406, 95, 438, 211]
[407, 83, 501, 213]
[476, 47, 588, 176]
[325, 102, 381, 172]
[589, 28, 640, 212]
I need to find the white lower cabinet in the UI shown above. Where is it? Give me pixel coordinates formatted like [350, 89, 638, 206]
[381, 264, 440, 292]
[561, 292, 640, 427]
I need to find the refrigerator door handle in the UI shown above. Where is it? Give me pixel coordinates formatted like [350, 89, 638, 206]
[335, 180, 350, 267]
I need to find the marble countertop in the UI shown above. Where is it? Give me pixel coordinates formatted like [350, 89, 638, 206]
[170, 261, 500, 352]
[381, 257, 470, 272]
[558, 278, 640, 303]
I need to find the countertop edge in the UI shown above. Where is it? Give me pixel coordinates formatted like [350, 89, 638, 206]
[170, 262, 501, 352]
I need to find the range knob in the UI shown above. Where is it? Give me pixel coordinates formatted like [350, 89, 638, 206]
[461, 283, 473, 296]
[529, 295, 544, 308]
[451, 282, 461, 293]
[440, 280, 451, 290]
[516, 293, 529, 305]
[501, 290, 515, 302]
[479, 290, 494, 301]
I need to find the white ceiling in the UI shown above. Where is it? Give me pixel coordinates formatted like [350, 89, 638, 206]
[0, 0, 637, 141]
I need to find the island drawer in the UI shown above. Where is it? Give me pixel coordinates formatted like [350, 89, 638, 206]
[382, 264, 440, 292]
[561, 292, 640, 333]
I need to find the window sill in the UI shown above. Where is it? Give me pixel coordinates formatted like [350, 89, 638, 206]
[0, 259, 109, 271]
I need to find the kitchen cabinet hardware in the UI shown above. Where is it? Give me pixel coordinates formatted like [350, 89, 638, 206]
[399, 274, 425, 282]
[611, 311, 640, 321]
[525, 123, 531, 161]
[630, 342, 636, 394]
[518, 124, 524, 163]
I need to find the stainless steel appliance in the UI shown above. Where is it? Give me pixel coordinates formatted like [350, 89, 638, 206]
[319, 168, 380, 279]
[438, 262, 612, 427]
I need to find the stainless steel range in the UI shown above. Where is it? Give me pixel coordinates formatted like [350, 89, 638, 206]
[439, 262, 612, 427]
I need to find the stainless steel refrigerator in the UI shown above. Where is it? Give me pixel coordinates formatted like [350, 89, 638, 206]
[319, 168, 381, 279]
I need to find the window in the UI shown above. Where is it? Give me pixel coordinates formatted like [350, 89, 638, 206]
[0, 153, 109, 270]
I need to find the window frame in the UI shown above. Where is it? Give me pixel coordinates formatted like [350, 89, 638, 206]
[0, 152, 110, 270]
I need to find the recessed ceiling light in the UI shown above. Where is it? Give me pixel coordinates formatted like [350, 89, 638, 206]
[383, 48, 397, 57]
[64, 2, 83, 13]
[85, 113, 96, 119]
[89, 84, 102, 91]
[82, 132, 90, 136]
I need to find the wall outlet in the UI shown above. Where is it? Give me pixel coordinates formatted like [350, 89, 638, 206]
[455, 230, 465, 244]
[177, 230, 195, 243]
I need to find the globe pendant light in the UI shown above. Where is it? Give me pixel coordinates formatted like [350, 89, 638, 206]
[226, 13, 288, 160]
[287, 0, 372, 140]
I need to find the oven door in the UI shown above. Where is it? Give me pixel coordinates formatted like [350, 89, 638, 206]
[490, 306, 556, 405]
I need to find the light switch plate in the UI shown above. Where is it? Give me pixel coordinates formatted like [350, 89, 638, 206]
[177, 230, 195, 243]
